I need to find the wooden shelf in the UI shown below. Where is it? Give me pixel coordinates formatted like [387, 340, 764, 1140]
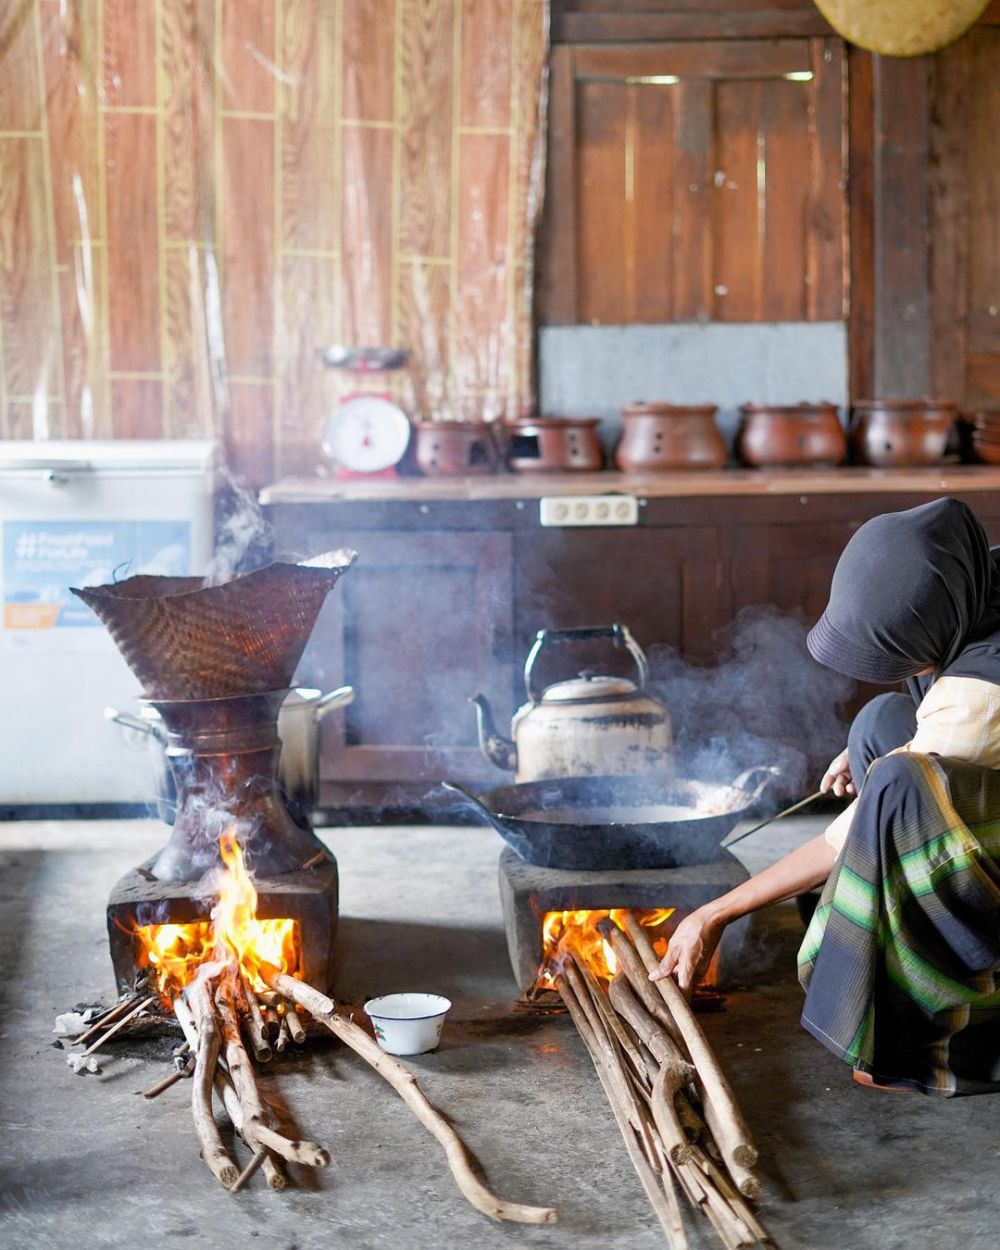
[260, 465, 1000, 505]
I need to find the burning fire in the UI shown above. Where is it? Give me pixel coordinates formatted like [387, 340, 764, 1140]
[136, 829, 299, 1000]
[535, 908, 676, 991]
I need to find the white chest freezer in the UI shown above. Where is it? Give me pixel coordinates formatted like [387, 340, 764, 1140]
[0, 440, 216, 804]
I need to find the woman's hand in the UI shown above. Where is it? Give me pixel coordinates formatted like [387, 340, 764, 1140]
[821, 746, 855, 798]
[650, 906, 725, 994]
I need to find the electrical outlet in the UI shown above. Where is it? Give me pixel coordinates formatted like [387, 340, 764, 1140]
[539, 495, 639, 527]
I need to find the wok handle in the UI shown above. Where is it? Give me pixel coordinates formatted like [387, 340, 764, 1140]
[440, 780, 502, 827]
[524, 623, 648, 702]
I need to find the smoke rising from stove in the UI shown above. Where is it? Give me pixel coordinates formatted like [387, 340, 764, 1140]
[647, 605, 856, 806]
[203, 469, 273, 585]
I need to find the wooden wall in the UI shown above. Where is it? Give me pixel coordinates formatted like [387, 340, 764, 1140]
[930, 25, 1000, 413]
[0, 0, 548, 483]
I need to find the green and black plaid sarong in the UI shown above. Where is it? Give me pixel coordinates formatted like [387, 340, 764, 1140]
[798, 752, 1000, 1096]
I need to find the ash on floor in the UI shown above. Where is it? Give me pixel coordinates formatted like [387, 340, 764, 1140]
[0, 817, 996, 1250]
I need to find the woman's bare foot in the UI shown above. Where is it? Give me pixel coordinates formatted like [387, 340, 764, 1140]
[852, 1069, 910, 1092]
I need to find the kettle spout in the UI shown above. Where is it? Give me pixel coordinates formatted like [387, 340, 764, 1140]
[470, 694, 517, 772]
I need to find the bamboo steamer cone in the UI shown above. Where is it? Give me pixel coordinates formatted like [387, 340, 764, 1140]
[814, 0, 990, 57]
[72, 550, 356, 699]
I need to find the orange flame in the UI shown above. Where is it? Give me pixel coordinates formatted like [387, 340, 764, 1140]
[135, 829, 299, 1000]
[535, 907, 675, 991]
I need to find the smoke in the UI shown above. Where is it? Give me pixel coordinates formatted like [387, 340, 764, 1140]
[203, 467, 273, 585]
[647, 606, 856, 806]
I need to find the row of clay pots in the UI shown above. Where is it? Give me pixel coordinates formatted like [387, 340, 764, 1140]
[410, 400, 962, 475]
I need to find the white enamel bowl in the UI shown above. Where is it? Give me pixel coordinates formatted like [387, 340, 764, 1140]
[363, 992, 452, 1056]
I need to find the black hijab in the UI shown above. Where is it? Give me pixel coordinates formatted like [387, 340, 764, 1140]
[807, 498, 1000, 690]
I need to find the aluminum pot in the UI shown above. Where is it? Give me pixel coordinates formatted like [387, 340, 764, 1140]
[106, 685, 354, 825]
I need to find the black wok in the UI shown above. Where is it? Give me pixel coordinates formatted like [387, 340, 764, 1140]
[441, 768, 777, 872]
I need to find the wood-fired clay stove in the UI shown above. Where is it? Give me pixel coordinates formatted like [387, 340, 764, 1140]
[498, 845, 753, 994]
[72, 551, 356, 993]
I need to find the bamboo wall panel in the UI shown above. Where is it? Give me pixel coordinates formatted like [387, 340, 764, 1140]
[0, 0, 549, 483]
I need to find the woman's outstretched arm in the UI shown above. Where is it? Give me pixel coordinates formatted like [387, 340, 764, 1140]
[651, 834, 838, 991]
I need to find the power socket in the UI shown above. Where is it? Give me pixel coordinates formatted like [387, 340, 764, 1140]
[539, 495, 639, 527]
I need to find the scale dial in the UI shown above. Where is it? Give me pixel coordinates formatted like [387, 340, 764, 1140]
[321, 396, 411, 474]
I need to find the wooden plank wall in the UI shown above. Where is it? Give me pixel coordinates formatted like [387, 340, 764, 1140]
[930, 25, 1000, 413]
[0, 0, 549, 483]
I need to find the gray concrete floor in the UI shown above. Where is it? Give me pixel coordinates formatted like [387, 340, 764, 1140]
[1, 815, 998, 1250]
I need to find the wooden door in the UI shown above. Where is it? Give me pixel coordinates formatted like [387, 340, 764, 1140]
[299, 529, 514, 786]
[541, 37, 846, 326]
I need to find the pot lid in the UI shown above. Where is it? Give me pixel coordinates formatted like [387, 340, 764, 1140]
[540, 672, 638, 703]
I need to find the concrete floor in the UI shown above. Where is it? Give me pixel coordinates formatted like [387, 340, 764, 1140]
[1, 815, 998, 1250]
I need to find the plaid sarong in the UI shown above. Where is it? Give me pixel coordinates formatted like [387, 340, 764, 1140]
[798, 752, 1000, 1096]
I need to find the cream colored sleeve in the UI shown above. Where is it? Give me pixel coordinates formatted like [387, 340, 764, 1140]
[823, 677, 1000, 854]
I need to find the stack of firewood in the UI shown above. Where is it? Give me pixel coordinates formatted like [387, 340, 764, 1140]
[65, 958, 558, 1221]
[557, 911, 774, 1250]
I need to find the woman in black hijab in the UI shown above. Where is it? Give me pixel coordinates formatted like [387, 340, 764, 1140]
[652, 499, 1000, 1095]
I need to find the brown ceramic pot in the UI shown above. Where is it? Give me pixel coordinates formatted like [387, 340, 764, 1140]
[614, 403, 726, 471]
[502, 417, 604, 473]
[850, 399, 958, 467]
[413, 421, 497, 476]
[736, 403, 846, 468]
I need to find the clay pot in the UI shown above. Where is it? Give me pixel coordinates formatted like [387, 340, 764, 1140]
[502, 417, 604, 473]
[413, 421, 497, 476]
[736, 403, 846, 468]
[614, 403, 727, 471]
[850, 399, 957, 467]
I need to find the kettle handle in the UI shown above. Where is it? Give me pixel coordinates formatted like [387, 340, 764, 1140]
[523, 623, 648, 703]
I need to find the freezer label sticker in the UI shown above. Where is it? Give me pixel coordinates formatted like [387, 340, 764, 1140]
[2, 520, 191, 629]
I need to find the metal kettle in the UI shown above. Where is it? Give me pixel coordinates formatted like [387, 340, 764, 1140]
[472, 624, 672, 783]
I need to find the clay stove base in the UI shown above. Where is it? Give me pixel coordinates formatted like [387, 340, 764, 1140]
[106, 860, 339, 993]
[498, 845, 752, 994]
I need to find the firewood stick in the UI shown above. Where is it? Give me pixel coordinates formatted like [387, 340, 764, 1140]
[275, 1017, 290, 1054]
[562, 961, 658, 1161]
[230, 1149, 267, 1195]
[697, 1142, 761, 1207]
[174, 995, 293, 1189]
[260, 964, 557, 1226]
[215, 972, 331, 1169]
[187, 979, 239, 1189]
[620, 913, 760, 1186]
[557, 972, 686, 1250]
[650, 1136, 690, 1250]
[72, 993, 158, 1063]
[263, 1004, 281, 1041]
[72, 991, 148, 1047]
[595, 922, 686, 1048]
[609, 972, 696, 1163]
[142, 1056, 194, 1099]
[285, 1005, 306, 1044]
[676, 1090, 705, 1142]
[262, 1156, 287, 1191]
[237, 970, 272, 1062]
[651, 1063, 695, 1166]
[609, 973, 693, 1074]
[690, 1147, 767, 1231]
[700, 1177, 756, 1250]
[569, 954, 649, 1086]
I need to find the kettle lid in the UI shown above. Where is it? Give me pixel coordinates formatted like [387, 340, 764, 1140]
[540, 671, 638, 703]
